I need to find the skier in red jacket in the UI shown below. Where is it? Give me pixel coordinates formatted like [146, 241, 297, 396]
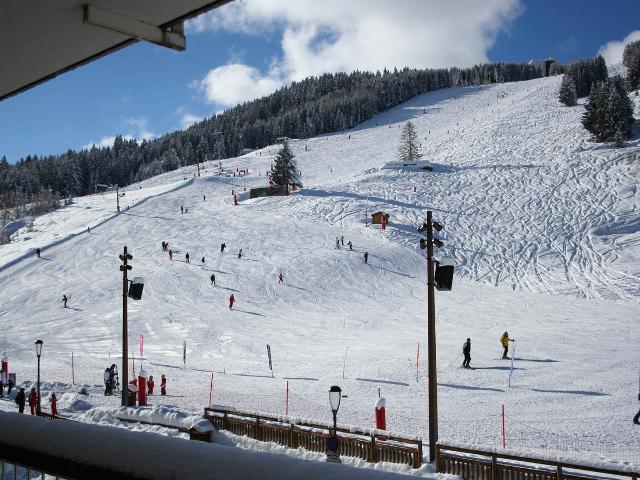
[50, 393, 58, 416]
[229, 294, 235, 310]
[147, 375, 155, 395]
[28, 388, 37, 415]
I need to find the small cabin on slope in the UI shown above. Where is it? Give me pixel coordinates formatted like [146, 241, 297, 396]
[371, 211, 390, 225]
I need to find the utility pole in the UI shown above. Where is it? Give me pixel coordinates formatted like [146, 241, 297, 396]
[119, 246, 132, 406]
[426, 210, 438, 461]
[116, 185, 120, 212]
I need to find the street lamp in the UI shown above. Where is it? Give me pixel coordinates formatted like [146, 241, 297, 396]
[329, 385, 342, 433]
[35, 340, 43, 415]
[326, 385, 342, 464]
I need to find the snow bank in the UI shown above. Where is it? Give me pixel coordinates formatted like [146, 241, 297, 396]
[0, 411, 426, 479]
[116, 404, 202, 430]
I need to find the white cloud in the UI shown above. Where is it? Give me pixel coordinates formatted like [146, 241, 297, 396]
[597, 30, 640, 66]
[81, 135, 133, 150]
[200, 63, 283, 107]
[180, 113, 204, 129]
[192, 0, 523, 107]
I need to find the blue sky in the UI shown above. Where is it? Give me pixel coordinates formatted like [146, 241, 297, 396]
[1, 0, 638, 163]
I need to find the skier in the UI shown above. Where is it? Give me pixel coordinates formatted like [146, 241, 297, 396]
[62, 294, 68, 308]
[203, 195, 206, 201]
[36, 248, 41, 258]
[7, 374, 14, 394]
[28, 387, 37, 415]
[364, 251, 369, 263]
[462, 338, 471, 368]
[229, 294, 235, 310]
[500, 332, 514, 359]
[347, 241, 353, 251]
[169, 249, 173, 260]
[181, 205, 184, 214]
[185, 208, 188, 213]
[238, 249, 243, 259]
[201, 256, 205, 264]
[0, 370, 4, 398]
[341, 235, 344, 246]
[15, 387, 25, 413]
[278, 273, 284, 284]
[210, 273, 216, 286]
[185, 253, 190, 263]
[147, 375, 154, 396]
[109, 364, 119, 393]
[50, 393, 58, 416]
[87, 226, 91, 233]
[161, 241, 165, 251]
[104, 368, 111, 395]
[220, 243, 226, 253]
[160, 374, 167, 396]
[336, 237, 340, 249]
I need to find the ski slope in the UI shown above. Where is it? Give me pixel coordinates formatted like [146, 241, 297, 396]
[1, 75, 639, 469]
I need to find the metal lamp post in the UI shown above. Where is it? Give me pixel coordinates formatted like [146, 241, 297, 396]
[326, 385, 342, 463]
[35, 340, 43, 415]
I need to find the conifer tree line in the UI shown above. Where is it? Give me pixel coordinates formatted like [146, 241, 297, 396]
[1, 61, 546, 210]
[623, 40, 640, 92]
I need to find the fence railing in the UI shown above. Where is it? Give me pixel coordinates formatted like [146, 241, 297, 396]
[204, 407, 423, 468]
[435, 444, 640, 480]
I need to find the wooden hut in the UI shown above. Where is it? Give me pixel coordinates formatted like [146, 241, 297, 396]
[371, 211, 390, 225]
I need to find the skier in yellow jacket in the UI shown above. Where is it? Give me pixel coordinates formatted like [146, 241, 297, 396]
[500, 332, 514, 359]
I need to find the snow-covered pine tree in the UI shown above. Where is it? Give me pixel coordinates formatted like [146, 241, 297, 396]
[271, 140, 302, 193]
[623, 40, 640, 92]
[582, 77, 634, 145]
[398, 121, 423, 163]
[559, 75, 577, 106]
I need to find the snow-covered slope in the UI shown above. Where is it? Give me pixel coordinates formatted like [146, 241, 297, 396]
[1, 76, 639, 467]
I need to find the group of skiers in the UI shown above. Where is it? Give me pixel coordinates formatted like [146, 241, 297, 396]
[103, 366, 167, 397]
[335, 235, 368, 262]
[13, 387, 57, 415]
[461, 332, 515, 369]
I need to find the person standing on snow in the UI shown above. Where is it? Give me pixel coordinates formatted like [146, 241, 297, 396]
[104, 368, 111, 395]
[278, 273, 284, 284]
[210, 274, 216, 286]
[160, 375, 167, 396]
[185, 253, 190, 263]
[229, 294, 235, 310]
[347, 241, 353, 251]
[364, 251, 369, 263]
[500, 332, 514, 359]
[201, 256, 205, 264]
[28, 388, 37, 415]
[15, 387, 26, 413]
[237, 249, 243, 259]
[335, 237, 340, 249]
[462, 338, 471, 368]
[0, 370, 5, 398]
[147, 375, 155, 396]
[180, 205, 184, 214]
[341, 235, 344, 246]
[36, 248, 41, 258]
[7, 374, 14, 394]
[62, 294, 68, 308]
[50, 393, 58, 416]
[203, 195, 206, 201]
[169, 249, 173, 260]
[220, 243, 226, 253]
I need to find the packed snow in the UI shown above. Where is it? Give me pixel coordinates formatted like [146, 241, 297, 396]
[0, 76, 639, 472]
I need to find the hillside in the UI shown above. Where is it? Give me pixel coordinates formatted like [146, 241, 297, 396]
[0, 75, 638, 469]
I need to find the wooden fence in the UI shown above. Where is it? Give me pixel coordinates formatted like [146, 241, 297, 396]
[436, 444, 639, 480]
[203, 407, 423, 468]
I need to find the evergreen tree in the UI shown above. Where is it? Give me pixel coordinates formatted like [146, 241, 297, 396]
[398, 121, 423, 162]
[582, 77, 634, 145]
[271, 140, 301, 191]
[623, 40, 640, 92]
[559, 75, 577, 106]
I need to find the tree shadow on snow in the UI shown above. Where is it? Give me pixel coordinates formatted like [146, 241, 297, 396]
[474, 366, 526, 371]
[234, 373, 273, 379]
[285, 284, 312, 293]
[356, 378, 409, 387]
[531, 388, 609, 396]
[217, 286, 240, 293]
[439, 383, 504, 393]
[370, 264, 415, 279]
[283, 376, 319, 381]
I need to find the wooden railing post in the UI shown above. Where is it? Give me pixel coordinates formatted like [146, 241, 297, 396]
[556, 464, 563, 480]
[369, 435, 377, 463]
[255, 416, 261, 441]
[491, 453, 497, 480]
[434, 443, 439, 471]
[223, 412, 228, 430]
